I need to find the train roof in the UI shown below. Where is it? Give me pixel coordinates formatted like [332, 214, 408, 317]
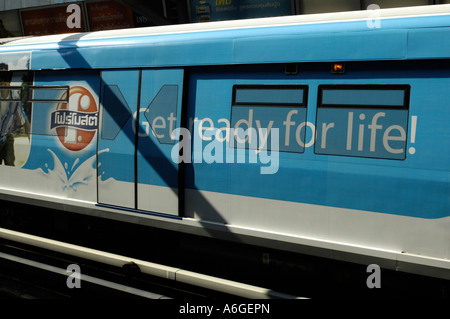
[1, 4, 450, 71]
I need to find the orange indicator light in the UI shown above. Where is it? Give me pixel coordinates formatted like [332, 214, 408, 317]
[332, 63, 345, 74]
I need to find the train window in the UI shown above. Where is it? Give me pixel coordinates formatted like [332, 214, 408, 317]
[26, 86, 69, 137]
[315, 85, 410, 160]
[101, 85, 132, 140]
[319, 85, 409, 109]
[231, 85, 308, 153]
[28, 86, 69, 102]
[233, 85, 307, 107]
[143, 85, 179, 145]
[0, 87, 22, 101]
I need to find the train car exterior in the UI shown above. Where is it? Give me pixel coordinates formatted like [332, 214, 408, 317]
[0, 5, 449, 280]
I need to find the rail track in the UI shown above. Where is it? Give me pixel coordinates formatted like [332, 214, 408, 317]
[0, 227, 305, 301]
[0, 206, 448, 302]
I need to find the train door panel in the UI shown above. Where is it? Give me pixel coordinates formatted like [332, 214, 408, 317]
[98, 69, 140, 208]
[137, 69, 184, 216]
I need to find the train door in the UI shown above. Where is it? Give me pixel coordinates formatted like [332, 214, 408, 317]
[97, 69, 140, 208]
[97, 68, 183, 216]
[136, 69, 184, 216]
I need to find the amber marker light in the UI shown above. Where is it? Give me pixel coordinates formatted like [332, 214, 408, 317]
[332, 63, 345, 74]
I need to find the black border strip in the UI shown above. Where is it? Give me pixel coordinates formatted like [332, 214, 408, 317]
[134, 69, 142, 211]
[178, 68, 189, 218]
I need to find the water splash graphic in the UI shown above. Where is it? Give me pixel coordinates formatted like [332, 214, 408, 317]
[38, 148, 109, 193]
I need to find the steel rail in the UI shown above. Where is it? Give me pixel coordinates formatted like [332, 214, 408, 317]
[0, 227, 306, 299]
[0, 251, 170, 299]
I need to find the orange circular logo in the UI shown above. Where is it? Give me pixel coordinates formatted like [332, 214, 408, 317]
[54, 86, 98, 151]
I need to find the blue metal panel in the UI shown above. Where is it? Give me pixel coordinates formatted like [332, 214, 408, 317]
[408, 27, 450, 59]
[233, 30, 407, 63]
[28, 30, 403, 69]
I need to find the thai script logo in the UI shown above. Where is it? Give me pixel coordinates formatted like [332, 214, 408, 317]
[51, 110, 98, 131]
[52, 86, 98, 151]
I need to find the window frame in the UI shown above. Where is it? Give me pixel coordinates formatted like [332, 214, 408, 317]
[28, 85, 69, 102]
[0, 86, 22, 102]
[232, 84, 309, 107]
[318, 84, 410, 110]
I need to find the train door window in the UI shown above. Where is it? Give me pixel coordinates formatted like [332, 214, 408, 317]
[100, 85, 132, 140]
[142, 84, 179, 145]
[315, 84, 410, 160]
[231, 85, 308, 153]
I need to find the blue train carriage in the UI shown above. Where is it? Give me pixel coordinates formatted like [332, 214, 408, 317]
[0, 4, 448, 280]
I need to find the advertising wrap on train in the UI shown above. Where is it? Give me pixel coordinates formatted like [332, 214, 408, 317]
[20, 77, 100, 199]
